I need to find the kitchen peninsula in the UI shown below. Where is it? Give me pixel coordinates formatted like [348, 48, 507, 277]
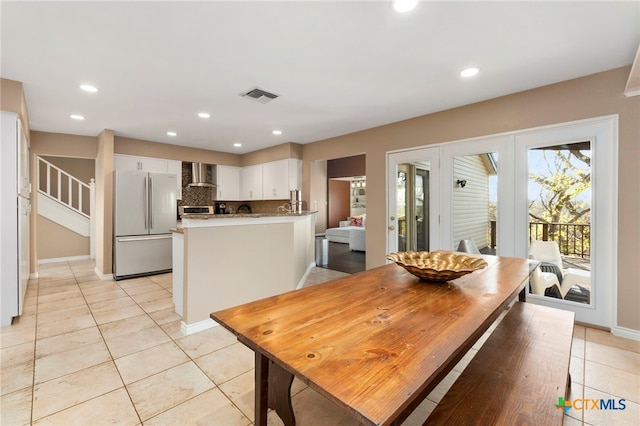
[172, 212, 316, 334]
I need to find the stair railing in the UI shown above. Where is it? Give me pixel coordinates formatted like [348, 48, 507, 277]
[37, 156, 92, 218]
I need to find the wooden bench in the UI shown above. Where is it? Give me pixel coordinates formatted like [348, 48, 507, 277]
[424, 302, 574, 425]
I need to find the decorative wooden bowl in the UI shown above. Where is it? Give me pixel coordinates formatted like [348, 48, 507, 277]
[386, 250, 488, 282]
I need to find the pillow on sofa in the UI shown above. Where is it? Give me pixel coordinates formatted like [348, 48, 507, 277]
[350, 216, 363, 227]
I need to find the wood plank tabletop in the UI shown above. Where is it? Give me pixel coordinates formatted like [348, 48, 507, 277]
[211, 254, 532, 426]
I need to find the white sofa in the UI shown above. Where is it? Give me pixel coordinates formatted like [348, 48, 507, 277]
[325, 218, 366, 251]
[349, 227, 366, 251]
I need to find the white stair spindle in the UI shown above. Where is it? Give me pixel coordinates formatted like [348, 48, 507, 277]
[78, 181, 83, 214]
[68, 176, 72, 209]
[46, 162, 51, 195]
[57, 169, 61, 202]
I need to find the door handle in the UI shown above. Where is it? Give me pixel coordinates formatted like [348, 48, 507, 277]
[149, 177, 154, 230]
[389, 225, 395, 231]
[390, 216, 395, 221]
[144, 177, 148, 230]
[117, 235, 172, 242]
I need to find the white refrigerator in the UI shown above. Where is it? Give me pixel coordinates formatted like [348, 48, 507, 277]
[113, 170, 177, 280]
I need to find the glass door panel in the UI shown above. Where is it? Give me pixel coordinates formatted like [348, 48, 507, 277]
[527, 141, 591, 304]
[452, 152, 498, 255]
[396, 165, 408, 251]
[387, 148, 440, 255]
[415, 167, 429, 251]
[396, 164, 429, 252]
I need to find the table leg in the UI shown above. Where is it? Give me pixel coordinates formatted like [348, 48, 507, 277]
[519, 287, 527, 302]
[255, 352, 269, 426]
[268, 360, 295, 426]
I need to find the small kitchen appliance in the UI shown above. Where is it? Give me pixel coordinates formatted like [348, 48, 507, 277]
[290, 189, 302, 213]
[179, 205, 214, 217]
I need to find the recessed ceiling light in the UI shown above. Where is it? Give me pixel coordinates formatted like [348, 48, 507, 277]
[460, 67, 480, 78]
[167, 131, 177, 137]
[393, 0, 418, 13]
[233, 143, 242, 148]
[272, 130, 282, 135]
[69, 114, 85, 120]
[198, 112, 210, 119]
[80, 84, 98, 93]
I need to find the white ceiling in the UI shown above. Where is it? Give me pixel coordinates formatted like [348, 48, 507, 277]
[2, 1, 639, 154]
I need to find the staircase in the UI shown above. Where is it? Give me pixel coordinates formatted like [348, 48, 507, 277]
[37, 156, 95, 258]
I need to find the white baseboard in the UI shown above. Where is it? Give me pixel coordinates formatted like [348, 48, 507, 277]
[39, 255, 91, 264]
[296, 262, 317, 289]
[94, 267, 114, 281]
[611, 325, 640, 341]
[180, 318, 218, 336]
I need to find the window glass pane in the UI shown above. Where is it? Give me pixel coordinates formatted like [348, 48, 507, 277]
[528, 141, 591, 304]
[452, 153, 498, 255]
[397, 162, 430, 251]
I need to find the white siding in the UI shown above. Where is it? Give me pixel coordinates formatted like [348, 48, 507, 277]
[453, 154, 491, 250]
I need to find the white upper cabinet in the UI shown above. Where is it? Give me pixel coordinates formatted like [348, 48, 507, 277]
[241, 164, 263, 200]
[114, 154, 182, 199]
[216, 165, 241, 201]
[262, 159, 301, 199]
[114, 154, 167, 173]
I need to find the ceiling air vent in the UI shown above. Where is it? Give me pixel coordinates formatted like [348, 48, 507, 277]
[240, 86, 279, 104]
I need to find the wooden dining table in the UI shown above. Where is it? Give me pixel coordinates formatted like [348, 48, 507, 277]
[210, 254, 534, 426]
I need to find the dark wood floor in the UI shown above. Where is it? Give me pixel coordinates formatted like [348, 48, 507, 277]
[317, 240, 365, 274]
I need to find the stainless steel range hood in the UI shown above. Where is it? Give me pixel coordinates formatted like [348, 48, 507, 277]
[188, 163, 217, 187]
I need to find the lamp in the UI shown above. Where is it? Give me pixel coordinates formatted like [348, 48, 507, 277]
[456, 179, 467, 188]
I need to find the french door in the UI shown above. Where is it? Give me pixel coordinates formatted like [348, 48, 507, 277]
[514, 118, 617, 327]
[387, 147, 440, 254]
[440, 135, 514, 255]
[387, 116, 617, 328]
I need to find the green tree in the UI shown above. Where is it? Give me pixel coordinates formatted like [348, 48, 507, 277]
[529, 147, 591, 253]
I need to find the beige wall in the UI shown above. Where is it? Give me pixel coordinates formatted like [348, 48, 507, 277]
[301, 66, 640, 331]
[115, 136, 242, 166]
[1, 78, 30, 135]
[310, 160, 328, 234]
[31, 131, 97, 159]
[241, 142, 303, 166]
[95, 130, 114, 276]
[41, 156, 95, 184]
[37, 216, 89, 259]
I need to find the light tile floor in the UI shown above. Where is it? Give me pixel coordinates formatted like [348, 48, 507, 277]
[1, 260, 638, 425]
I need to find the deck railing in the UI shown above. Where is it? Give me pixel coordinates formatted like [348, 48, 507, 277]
[489, 220, 590, 258]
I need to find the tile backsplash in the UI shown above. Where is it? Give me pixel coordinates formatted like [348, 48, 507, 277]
[178, 163, 216, 206]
